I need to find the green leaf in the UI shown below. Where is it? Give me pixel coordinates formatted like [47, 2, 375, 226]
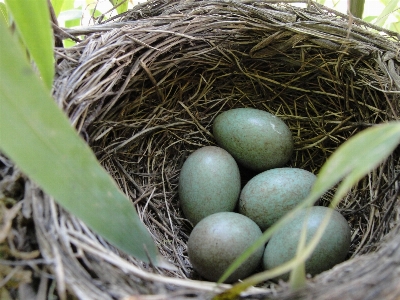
[0, 3, 8, 26]
[51, 0, 65, 17]
[389, 20, 400, 32]
[58, 9, 82, 27]
[375, 0, 400, 27]
[363, 15, 377, 23]
[313, 122, 400, 204]
[63, 38, 77, 48]
[349, 0, 365, 18]
[217, 203, 309, 284]
[217, 122, 400, 290]
[65, 18, 81, 28]
[109, 0, 129, 15]
[58, 9, 82, 22]
[5, 0, 54, 90]
[289, 217, 308, 290]
[61, 0, 75, 11]
[0, 18, 161, 265]
[51, 0, 75, 17]
[91, 8, 103, 19]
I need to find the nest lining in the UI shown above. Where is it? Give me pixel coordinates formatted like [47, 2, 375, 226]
[2, 0, 400, 299]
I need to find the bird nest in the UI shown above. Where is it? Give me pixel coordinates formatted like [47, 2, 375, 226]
[1, 0, 400, 299]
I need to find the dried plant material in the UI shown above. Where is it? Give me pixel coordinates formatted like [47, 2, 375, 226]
[0, 265, 31, 289]
[2, 0, 400, 299]
[0, 202, 22, 243]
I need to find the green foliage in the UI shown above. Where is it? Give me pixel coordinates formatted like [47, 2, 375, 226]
[375, 0, 400, 27]
[63, 38, 78, 48]
[318, 122, 400, 206]
[5, 0, 54, 90]
[217, 122, 400, 293]
[51, 0, 66, 17]
[55, 0, 82, 30]
[288, 220, 307, 289]
[361, 0, 400, 31]
[315, 0, 400, 32]
[0, 2, 7, 25]
[287, 122, 400, 289]
[59, 9, 82, 28]
[0, 4, 160, 265]
[109, 0, 129, 15]
[349, 0, 365, 18]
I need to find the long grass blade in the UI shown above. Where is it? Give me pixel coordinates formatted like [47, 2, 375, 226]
[109, 0, 129, 15]
[216, 122, 400, 295]
[5, 0, 54, 90]
[349, 0, 365, 18]
[51, 0, 66, 17]
[374, 0, 400, 27]
[0, 18, 160, 265]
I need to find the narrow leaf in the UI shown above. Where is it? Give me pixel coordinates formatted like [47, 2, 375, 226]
[51, 0, 65, 17]
[374, 0, 400, 26]
[63, 38, 77, 48]
[109, 0, 129, 15]
[349, 0, 365, 18]
[389, 21, 400, 33]
[289, 216, 308, 290]
[0, 19, 160, 265]
[313, 122, 400, 201]
[91, 8, 103, 20]
[58, 9, 82, 22]
[5, 0, 54, 90]
[217, 122, 400, 288]
[0, 3, 8, 26]
[58, 9, 83, 28]
[363, 16, 377, 22]
[59, 0, 75, 13]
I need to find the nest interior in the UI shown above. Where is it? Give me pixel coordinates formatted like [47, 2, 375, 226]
[2, 0, 400, 299]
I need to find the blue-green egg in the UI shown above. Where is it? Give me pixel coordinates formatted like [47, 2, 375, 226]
[263, 206, 351, 281]
[179, 146, 241, 225]
[188, 212, 264, 283]
[239, 168, 317, 231]
[213, 108, 293, 172]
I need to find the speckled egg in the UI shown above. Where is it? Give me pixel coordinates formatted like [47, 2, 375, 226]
[188, 212, 264, 283]
[239, 168, 317, 231]
[179, 146, 241, 225]
[263, 206, 351, 281]
[212, 108, 293, 172]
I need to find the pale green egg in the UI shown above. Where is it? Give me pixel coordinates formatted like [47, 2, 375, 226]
[263, 206, 351, 281]
[188, 212, 264, 283]
[179, 146, 241, 225]
[239, 168, 317, 231]
[213, 108, 293, 172]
